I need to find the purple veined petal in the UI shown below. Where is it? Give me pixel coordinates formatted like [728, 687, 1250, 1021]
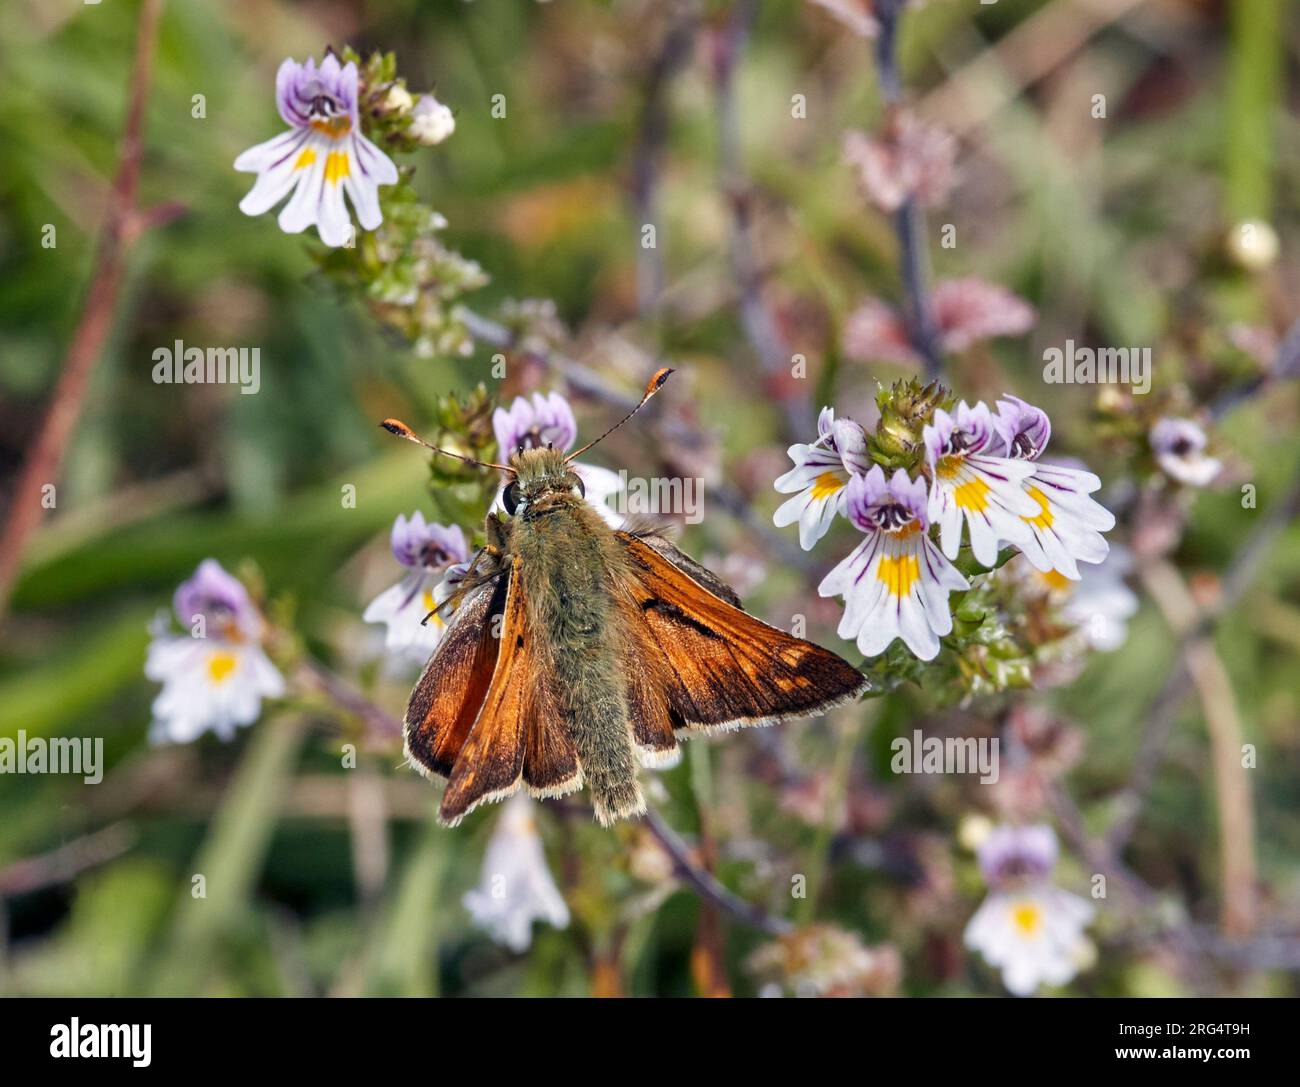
[996, 394, 1052, 460]
[234, 127, 306, 174]
[977, 824, 1058, 886]
[353, 131, 399, 187]
[841, 465, 890, 532]
[275, 58, 311, 129]
[237, 131, 313, 216]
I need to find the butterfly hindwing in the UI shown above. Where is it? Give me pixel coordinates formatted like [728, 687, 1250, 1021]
[403, 574, 506, 779]
[439, 556, 579, 825]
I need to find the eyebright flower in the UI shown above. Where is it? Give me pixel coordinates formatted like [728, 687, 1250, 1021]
[924, 400, 1040, 567]
[462, 793, 569, 952]
[234, 54, 399, 247]
[491, 392, 625, 526]
[409, 94, 456, 146]
[145, 560, 284, 744]
[997, 396, 1114, 580]
[1149, 417, 1221, 487]
[773, 407, 869, 550]
[818, 466, 969, 661]
[363, 513, 470, 661]
[964, 824, 1095, 997]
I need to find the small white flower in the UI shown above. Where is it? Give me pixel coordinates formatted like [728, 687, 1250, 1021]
[463, 794, 569, 952]
[363, 514, 469, 662]
[1024, 545, 1138, 652]
[384, 84, 414, 114]
[409, 94, 456, 146]
[1150, 417, 1221, 487]
[773, 407, 870, 551]
[819, 466, 969, 661]
[234, 54, 400, 248]
[964, 885, 1095, 997]
[964, 823, 1096, 997]
[924, 400, 1039, 567]
[997, 396, 1115, 580]
[145, 560, 284, 744]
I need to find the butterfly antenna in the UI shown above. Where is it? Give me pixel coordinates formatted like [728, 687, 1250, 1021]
[379, 419, 514, 473]
[565, 367, 674, 463]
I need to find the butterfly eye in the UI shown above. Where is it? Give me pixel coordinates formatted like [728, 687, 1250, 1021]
[572, 474, 586, 499]
[503, 480, 522, 515]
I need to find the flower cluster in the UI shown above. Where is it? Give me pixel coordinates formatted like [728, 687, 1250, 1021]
[235, 49, 485, 358]
[963, 823, 1095, 996]
[775, 386, 1115, 661]
[145, 560, 284, 744]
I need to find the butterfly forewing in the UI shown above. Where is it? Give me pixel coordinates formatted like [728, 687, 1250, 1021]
[615, 533, 867, 731]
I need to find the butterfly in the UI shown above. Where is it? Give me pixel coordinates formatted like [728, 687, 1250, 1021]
[381, 369, 866, 826]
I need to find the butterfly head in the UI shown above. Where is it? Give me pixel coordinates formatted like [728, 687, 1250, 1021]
[502, 446, 584, 516]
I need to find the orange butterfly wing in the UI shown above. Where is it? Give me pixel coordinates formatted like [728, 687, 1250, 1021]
[414, 556, 579, 826]
[615, 533, 866, 733]
[403, 574, 506, 779]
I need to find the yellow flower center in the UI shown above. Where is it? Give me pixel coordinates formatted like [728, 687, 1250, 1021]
[293, 147, 317, 171]
[877, 553, 920, 598]
[936, 454, 963, 480]
[310, 115, 353, 138]
[1011, 901, 1043, 937]
[1023, 485, 1054, 530]
[207, 651, 238, 684]
[809, 471, 844, 501]
[324, 150, 350, 185]
[953, 476, 990, 513]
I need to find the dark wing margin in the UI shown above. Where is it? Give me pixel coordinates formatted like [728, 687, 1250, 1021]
[614, 533, 867, 733]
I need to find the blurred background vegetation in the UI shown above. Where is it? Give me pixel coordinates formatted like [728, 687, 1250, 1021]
[0, 0, 1297, 997]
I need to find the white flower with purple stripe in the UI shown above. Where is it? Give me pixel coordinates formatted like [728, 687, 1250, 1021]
[1150, 417, 1221, 487]
[924, 401, 1039, 567]
[234, 54, 399, 247]
[363, 513, 470, 661]
[996, 396, 1114, 580]
[964, 823, 1095, 997]
[145, 560, 284, 744]
[490, 392, 625, 526]
[774, 407, 870, 551]
[819, 466, 969, 661]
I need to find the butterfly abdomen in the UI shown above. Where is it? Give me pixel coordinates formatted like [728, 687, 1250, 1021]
[515, 502, 644, 826]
